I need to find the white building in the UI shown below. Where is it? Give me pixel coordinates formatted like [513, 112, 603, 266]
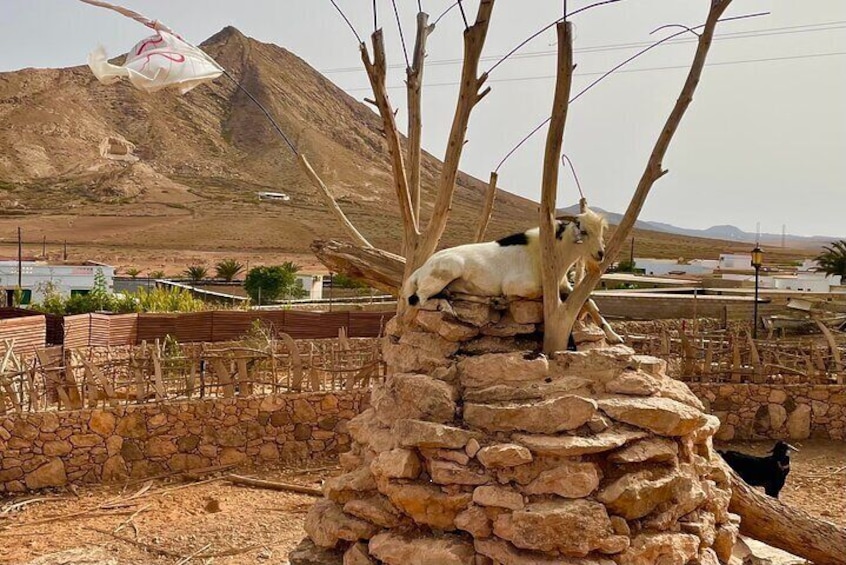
[634, 258, 717, 276]
[299, 274, 324, 300]
[0, 261, 115, 306]
[717, 253, 753, 271]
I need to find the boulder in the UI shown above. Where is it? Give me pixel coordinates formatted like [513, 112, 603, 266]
[324, 467, 377, 504]
[514, 429, 646, 457]
[458, 352, 549, 389]
[347, 409, 397, 452]
[473, 485, 525, 510]
[522, 460, 600, 498]
[25, 458, 67, 489]
[605, 370, 662, 396]
[428, 459, 491, 486]
[474, 538, 616, 565]
[382, 482, 472, 530]
[393, 419, 480, 449]
[493, 499, 625, 557]
[464, 395, 596, 434]
[288, 538, 343, 565]
[597, 469, 683, 520]
[371, 374, 457, 426]
[304, 499, 380, 548]
[476, 444, 533, 468]
[344, 542, 377, 565]
[608, 438, 679, 464]
[89, 411, 116, 436]
[509, 300, 544, 324]
[787, 404, 812, 440]
[370, 449, 422, 481]
[344, 495, 404, 528]
[455, 505, 492, 538]
[614, 533, 699, 565]
[598, 397, 708, 437]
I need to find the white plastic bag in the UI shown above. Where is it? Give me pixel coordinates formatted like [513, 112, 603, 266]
[88, 30, 223, 94]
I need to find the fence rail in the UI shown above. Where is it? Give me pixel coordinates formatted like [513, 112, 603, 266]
[627, 326, 846, 385]
[0, 309, 392, 351]
[0, 332, 382, 414]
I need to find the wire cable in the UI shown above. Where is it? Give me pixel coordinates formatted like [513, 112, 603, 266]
[391, 0, 411, 68]
[329, 0, 363, 45]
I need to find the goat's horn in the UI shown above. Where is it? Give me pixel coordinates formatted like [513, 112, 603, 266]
[786, 443, 800, 452]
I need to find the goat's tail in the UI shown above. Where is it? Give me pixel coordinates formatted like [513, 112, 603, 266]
[402, 271, 420, 306]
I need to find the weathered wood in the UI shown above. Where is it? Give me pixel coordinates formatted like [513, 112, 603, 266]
[311, 239, 405, 295]
[474, 171, 498, 242]
[406, 12, 434, 228]
[361, 30, 419, 251]
[225, 474, 323, 496]
[727, 464, 846, 565]
[539, 20, 575, 355]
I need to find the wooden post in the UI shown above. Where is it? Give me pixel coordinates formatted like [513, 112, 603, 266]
[539, 21, 575, 354]
[406, 11, 434, 227]
[553, 0, 733, 346]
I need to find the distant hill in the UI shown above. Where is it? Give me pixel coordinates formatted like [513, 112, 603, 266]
[558, 205, 835, 251]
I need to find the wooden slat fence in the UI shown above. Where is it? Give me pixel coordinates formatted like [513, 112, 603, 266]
[0, 316, 46, 355]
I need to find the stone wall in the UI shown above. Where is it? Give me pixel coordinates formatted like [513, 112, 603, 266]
[294, 298, 738, 565]
[688, 383, 846, 441]
[0, 391, 369, 494]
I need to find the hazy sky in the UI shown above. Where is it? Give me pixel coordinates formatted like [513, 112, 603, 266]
[1, 1, 844, 238]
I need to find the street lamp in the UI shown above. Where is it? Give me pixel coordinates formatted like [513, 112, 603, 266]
[750, 245, 764, 339]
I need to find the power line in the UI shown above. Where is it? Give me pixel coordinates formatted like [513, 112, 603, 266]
[319, 20, 846, 75]
[341, 51, 846, 92]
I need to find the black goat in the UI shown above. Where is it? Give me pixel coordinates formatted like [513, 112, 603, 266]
[718, 441, 798, 498]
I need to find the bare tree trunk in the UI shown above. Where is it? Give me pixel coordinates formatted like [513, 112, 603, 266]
[727, 466, 846, 565]
[406, 12, 433, 229]
[298, 154, 373, 249]
[557, 0, 733, 346]
[474, 171, 498, 242]
[539, 21, 575, 355]
[361, 30, 419, 255]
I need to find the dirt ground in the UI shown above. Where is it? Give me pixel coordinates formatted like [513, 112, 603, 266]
[1, 440, 844, 565]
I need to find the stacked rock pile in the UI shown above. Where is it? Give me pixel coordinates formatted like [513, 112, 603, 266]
[292, 297, 739, 565]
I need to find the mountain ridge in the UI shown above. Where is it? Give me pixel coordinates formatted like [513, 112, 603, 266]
[0, 26, 816, 272]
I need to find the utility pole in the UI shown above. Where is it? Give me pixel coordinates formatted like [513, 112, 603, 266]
[630, 237, 635, 266]
[63, 240, 68, 261]
[42, 235, 46, 257]
[17, 227, 22, 289]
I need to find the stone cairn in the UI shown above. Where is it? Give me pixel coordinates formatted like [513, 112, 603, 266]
[292, 297, 739, 565]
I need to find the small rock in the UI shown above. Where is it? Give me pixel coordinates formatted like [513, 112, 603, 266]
[598, 396, 708, 437]
[204, 498, 222, 513]
[514, 428, 646, 457]
[370, 449, 422, 481]
[304, 499, 379, 548]
[393, 419, 480, 449]
[522, 460, 600, 498]
[476, 444, 533, 468]
[369, 532, 475, 565]
[473, 485, 524, 510]
[464, 395, 597, 434]
[608, 438, 679, 464]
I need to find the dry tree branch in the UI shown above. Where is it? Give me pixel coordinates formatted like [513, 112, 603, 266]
[361, 30, 419, 251]
[474, 171, 499, 242]
[557, 0, 734, 347]
[406, 12, 435, 228]
[539, 20, 575, 355]
[298, 155, 373, 248]
[413, 0, 495, 272]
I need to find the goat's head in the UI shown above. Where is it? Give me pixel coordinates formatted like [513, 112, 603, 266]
[556, 208, 608, 268]
[770, 441, 799, 458]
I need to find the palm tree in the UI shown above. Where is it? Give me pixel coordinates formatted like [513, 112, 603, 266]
[148, 270, 166, 280]
[815, 240, 846, 277]
[124, 268, 141, 279]
[215, 258, 245, 282]
[184, 265, 209, 283]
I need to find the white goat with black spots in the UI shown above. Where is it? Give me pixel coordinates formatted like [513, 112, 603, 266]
[403, 208, 623, 344]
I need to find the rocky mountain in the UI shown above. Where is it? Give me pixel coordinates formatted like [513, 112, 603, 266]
[0, 27, 813, 272]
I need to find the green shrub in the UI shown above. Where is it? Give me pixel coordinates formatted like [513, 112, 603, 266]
[244, 262, 307, 304]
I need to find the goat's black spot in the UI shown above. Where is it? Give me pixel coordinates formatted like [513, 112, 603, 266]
[408, 294, 420, 306]
[497, 232, 529, 246]
[555, 220, 570, 240]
